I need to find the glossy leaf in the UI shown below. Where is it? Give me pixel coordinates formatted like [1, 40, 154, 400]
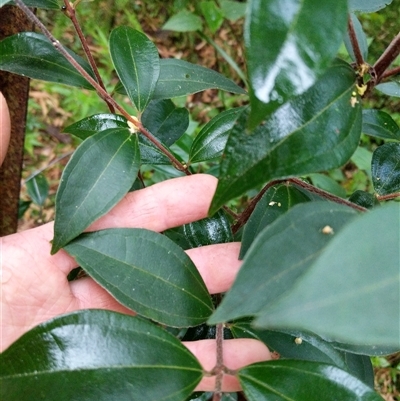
[0, 32, 95, 89]
[64, 229, 213, 326]
[7, 0, 60, 7]
[362, 109, 400, 140]
[239, 360, 382, 401]
[208, 202, 358, 324]
[209, 61, 361, 214]
[220, 0, 246, 21]
[51, 128, 140, 254]
[182, 209, 233, 249]
[110, 27, 160, 111]
[348, 190, 378, 209]
[245, 0, 348, 127]
[200, 1, 224, 33]
[344, 14, 368, 62]
[142, 99, 189, 146]
[64, 113, 171, 165]
[329, 341, 400, 357]
[231, 322, 374, 387]
[375, 81, 400, 97]
[239, 183, 314, 258]
[64, 113, 128, 140]
[162, 10, 203, 32]
[371, 142, 400, 195]
[153, 59, 246, 99]
[254, 203, 400, 347]
[0, 310, 202, 401]
[189, 107, 246, 163]
[349, 0, 393, 12]
[25, 174, 49, 206]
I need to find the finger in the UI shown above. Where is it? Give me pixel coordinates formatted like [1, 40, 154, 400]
[0, 91, 11, 166]
[184, 338, 272, 392]
[5, 174, 218, 275]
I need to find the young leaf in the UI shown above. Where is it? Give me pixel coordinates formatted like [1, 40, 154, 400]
[254, 203, 400, 347]
[240, 183, 315, 258]
[200, 1, 224, 34]
[209, 61, 361, 214]
[208, 202, 358, 324]
[109, 27, 160, 112]
[239, 360, 382, 401]
[162, 10, 203, 32]
[0, 310, 203, 401]
[51, 128, 140, 254]
[142, 99, 189, 146]
[371, 142, 400, 195]
[189, 107, 246, 163]
[245, 0, 348, 127]
[344, 14, 368, 62]
[362, 109, 400, 141]
[349, 0, 393, 12]
[220, 0, 247, 22]
[153, 59, 246, 99]
[25, 174, 49, 206]
[64, 228, 214, 326]
[0, 32, 95, 88]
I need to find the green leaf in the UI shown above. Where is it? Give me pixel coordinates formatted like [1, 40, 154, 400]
[142, 99, 189, 146]
[329, 341, 400, 357]
[371, 142, 400, 195]
[209, 61, 361, 214]
[9, 0, 60, 7]
[362, 109, 400, 141]
[349, 0, 393, 12]
[200, 1, 224, 33]
[0, 310, 202, 401]
[162, 10, 203, 32]
[189, 107, 246, 163]
[239, 183, 314, 258]
[239, 360, 382, 401]
[375, 81, 400, 97]
[25, 174, 49, 206]
[0, 0, 11, 6]
[308, 173, 347, 198]
[64, 113, 128, 140]
[51, 128, 140, 254]
[245, 0, 348, 127]
[153, 59, 246, 99]
[0, 32, 95, 88]
[64, 229, 214, 326]
[344, 14, 368, 62]
[109, 27, 160, 112]
[182, 209, 233, 249]
[208, 202, 358, 324]
[348, 190, 378, 209]
[254, 203, 400, 347]
[220, 0, 247, 21]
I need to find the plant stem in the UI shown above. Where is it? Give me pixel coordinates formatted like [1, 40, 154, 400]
[14, 0, 190, 175]
[373, 31, 400, 83]
[212, 323, 224, 401]
[347, 15, 364, 67]
[376, 192, 400, 201]
[231, 177, 367, 234]
[380, 65, 400, 81]
[61, 0, 115, 113]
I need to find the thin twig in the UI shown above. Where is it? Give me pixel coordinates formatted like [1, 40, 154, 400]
[14, 0, 190, 175]
[376, 192, 400, 201]
[212, 323, 224, 401]
[347, 16, 364, 67]
[380, 65, 400, 81]
[373, 31, 400, 83]
[61, 0, 115, 113]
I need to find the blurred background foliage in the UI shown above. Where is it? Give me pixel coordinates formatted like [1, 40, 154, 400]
[17, 3, 400, 398]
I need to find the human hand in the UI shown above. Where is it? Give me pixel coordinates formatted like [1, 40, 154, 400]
[0, 91, 11, 165]
[1, 172, 271, 391]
